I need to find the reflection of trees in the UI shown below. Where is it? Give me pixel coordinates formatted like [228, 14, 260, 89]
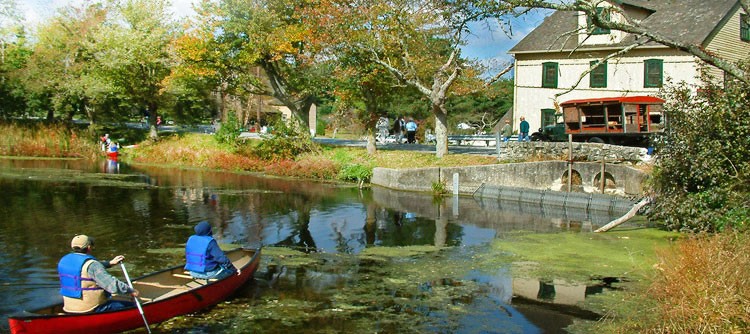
[373, 208, 463, 247]
[272, 196, 318, 252]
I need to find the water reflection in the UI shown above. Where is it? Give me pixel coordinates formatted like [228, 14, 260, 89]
[0, 158, 628, 332]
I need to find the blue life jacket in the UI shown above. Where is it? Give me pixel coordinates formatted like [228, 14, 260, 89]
[184, 235, 218, 272]
[58, 253, 100, 298]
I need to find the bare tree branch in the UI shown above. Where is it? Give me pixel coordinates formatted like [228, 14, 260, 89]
[553, 38, 650, 101]
[485, 61, 514, 86]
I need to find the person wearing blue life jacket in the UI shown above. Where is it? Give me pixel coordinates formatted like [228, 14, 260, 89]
[58, 235, 139, 313]
[185, 221, 241, 280]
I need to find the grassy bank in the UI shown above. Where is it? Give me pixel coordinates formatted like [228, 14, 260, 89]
[123, 133, 498, 182]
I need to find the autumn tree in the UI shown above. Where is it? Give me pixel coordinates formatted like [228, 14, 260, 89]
[306, 0, 488, 157]
[167, 0, 258, 125]
[208, 0, 331, 131]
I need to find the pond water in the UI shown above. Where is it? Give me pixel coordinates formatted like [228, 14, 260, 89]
[0, 158, 631, 333]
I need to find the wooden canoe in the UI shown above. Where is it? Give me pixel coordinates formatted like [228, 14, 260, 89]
[8, 248, 261, 334]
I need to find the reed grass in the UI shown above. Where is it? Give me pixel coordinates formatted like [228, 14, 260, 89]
[0, 123, 99, 159]
[644, 231, 750, 333]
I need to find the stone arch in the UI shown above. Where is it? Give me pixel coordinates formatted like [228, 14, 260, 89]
[593, 172, 616, 189]
[561, 169, 582, 186]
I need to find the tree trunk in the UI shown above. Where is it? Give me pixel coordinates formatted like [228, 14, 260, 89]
[366, 131, 376, 155]
[434, 105, 449, 158]
[594, 197, 652, 232]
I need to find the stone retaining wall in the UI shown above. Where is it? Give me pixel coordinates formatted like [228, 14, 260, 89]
[372, 161, 649, 197]
[497, 141, 651, 163]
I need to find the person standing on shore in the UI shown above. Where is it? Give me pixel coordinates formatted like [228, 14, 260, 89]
[405, 118, 418, 144]
[501, 120, 512, 142]
[518, 117, 530, 142]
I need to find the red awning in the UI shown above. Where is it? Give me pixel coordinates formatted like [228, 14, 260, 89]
[560, 96, 665, 106]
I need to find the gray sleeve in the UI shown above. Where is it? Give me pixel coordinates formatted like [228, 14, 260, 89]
[87, 261, 133, 295]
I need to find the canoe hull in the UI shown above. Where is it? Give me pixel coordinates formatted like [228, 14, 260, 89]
[8, 248, 261, 334]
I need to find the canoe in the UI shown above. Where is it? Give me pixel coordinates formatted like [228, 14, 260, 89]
[8, 248, 261, 334]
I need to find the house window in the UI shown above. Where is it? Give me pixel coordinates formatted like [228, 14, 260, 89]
[542, 62, 558, 88]
[644, 59, 663, 88]
[587, 7, 611, 35]
[742, 14, 750, 41]
[589, 60, 607, 88]
[541, 109, 557, 128]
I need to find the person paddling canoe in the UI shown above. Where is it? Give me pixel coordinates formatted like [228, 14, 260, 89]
[58, 235, 140, 313]
[185, 221, 241, 280]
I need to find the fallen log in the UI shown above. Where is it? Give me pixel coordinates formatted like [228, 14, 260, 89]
[594, 197, 652, 233]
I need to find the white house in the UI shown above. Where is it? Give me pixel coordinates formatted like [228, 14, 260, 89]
[508, 0, 750, 133]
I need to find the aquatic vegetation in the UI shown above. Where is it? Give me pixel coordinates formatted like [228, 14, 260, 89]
[160, 245, 499, 333]
[0, 165, 154, 188]
[483, 226, 681, 283]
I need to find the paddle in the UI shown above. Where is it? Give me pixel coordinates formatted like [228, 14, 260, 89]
[119, 262, 151, 334]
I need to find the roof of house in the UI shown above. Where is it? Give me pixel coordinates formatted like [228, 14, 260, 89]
[509, 0, 739, 54]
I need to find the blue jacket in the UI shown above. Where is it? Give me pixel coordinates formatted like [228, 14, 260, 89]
[184, 221, 232, 273]
[58, 253, 101, 298]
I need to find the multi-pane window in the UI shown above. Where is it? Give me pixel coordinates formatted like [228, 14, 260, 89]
[589, 61, 607, 88]
[741, 14, 750, 41]
[587, 7, 611, 35]
[644, 59, 663, 88]
[541, 109, 557, 128]
[542, 62, 558, 88]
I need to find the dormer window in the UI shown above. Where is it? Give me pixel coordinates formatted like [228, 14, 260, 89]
[587, 7, 611, 35]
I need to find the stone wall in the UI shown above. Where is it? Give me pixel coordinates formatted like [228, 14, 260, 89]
[372, 161, 650, 197]
[497, 141, 651, 163]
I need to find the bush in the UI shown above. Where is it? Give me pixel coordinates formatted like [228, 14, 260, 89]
[251, 120, 319, 161]
[214, 113, 241, 145]
[338, 163, 372, 182]
[650, 71, 750, 232]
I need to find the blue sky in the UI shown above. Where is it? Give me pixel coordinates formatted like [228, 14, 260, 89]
[21, 0, 548, 68]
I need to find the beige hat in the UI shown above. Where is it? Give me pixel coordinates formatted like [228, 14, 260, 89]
[71, 235, 94, 250]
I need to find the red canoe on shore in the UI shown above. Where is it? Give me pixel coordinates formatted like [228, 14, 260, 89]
[8, 248, 261, 334]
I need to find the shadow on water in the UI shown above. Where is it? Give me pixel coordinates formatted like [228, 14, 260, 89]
[0, 158, 637, 333]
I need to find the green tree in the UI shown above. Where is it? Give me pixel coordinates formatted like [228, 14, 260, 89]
[650, 72, 750, 232]
[0, 0, 29, 119]
[89, 0, 177, 140]
[21, 2, 109, 123]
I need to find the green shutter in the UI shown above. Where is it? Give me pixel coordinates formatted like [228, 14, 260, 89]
[542, 62, 558, 88]
[742, 14, 750, 42]
[644, 59, 663, 88]
[589, 60, 607, 88]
